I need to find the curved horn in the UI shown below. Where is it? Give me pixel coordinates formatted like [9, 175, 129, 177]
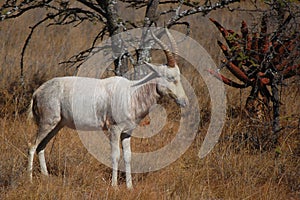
[150, 29, 176, 68]
[165, 28, 178, 62]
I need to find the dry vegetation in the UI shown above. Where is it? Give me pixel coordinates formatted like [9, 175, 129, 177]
[0, 2, 299, 200]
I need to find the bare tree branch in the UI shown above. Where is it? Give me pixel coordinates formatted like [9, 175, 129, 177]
[1, 0, 242, 82]
[77, 0, 107, 17]
[166, 0, 240, 28]
[20, 13, 59, 86]
[1, 0, 54, 20]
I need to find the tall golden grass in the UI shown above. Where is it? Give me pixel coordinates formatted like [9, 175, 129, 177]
[1, 2, 299, 199]
[0, 111, 299, 199]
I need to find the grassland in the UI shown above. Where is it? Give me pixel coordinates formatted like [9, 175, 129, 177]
[0, 2, 299, 199]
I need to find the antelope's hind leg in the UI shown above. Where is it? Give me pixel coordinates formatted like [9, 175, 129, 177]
[28, 118, 62, 180]
[38, 122, 63, 175]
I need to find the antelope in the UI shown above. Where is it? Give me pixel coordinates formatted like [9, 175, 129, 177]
[27, 29, 188, 189]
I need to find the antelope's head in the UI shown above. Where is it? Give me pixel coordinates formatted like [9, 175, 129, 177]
[145, 29, 188, 107]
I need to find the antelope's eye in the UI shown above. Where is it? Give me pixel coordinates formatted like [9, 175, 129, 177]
[167, 76, 175, 82]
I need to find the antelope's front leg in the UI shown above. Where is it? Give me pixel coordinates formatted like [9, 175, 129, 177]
[121, 132, 132, 189]
[110, 126, 121, 187]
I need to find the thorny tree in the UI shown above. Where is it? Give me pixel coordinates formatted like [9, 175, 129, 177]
[0, 0, 239, 81]
[208, 0, 300, 145]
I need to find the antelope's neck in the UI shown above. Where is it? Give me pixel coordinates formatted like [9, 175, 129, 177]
[130, 80, 159, 121]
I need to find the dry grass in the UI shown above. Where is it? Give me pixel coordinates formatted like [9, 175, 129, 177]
[0, 77, 299, 199]
[0, 113, 299, 199]
[1, 2, 300, 199]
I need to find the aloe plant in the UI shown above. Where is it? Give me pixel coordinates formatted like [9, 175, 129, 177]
[209, 16, 299, 137]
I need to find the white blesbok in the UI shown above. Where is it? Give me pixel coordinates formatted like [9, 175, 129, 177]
[27, 29, 188, 189]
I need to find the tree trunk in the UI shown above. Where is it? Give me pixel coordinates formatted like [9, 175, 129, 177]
[101, 0, 128, 76]
[100, 0, 160, 78]
[134, 0, 160, 80]
[271, 74, 281, 145]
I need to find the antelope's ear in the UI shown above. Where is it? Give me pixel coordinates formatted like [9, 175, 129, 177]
[131, 62, 161, 87]
[143, 61, 161, 75]
[131, 72, 159, 87]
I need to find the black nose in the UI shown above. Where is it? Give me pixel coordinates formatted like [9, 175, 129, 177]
[176, 98, 188, 107]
